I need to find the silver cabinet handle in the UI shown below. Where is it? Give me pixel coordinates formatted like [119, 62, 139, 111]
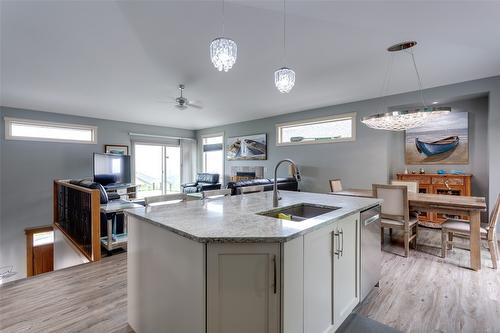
[364, 214, 379, 225]
[272, 255, 277, 294]
[333, 230, 341, 259]
[339, 228, 344, 257]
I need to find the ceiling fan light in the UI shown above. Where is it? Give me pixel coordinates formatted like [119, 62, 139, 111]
[274, 67, 295, 93]
[210, 37, 237, 72]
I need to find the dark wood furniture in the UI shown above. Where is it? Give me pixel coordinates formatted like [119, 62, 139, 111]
[397, 173, 472, 227]
[53, 180, 101, 262]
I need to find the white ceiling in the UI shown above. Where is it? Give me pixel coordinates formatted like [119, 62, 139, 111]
[1, 1, 500, 130]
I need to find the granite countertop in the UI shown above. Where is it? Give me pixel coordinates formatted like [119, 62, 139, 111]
[125, 191, 382, 243]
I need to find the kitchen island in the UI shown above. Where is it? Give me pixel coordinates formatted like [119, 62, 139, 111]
[125, 191, 381, 333]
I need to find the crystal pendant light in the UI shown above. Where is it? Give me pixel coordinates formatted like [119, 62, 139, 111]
[274, 0, 295, 93]
[275, 67, 295, 93]
[361, 41, 450, 131]
[210, 0, 237, 72]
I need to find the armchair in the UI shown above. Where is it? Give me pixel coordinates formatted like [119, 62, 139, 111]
[182, 173, 221, 193]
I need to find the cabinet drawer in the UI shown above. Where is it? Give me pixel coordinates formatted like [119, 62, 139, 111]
[432, 177, 464, 185]
[400, 175, 431, 184]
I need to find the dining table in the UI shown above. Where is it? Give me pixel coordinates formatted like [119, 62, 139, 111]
[330, 189, 487, 271]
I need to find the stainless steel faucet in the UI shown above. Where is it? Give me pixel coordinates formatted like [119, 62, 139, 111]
[273, 159, 301, 207]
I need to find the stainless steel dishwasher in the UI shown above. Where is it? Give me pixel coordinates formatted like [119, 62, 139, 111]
[360, 205, 381, 301]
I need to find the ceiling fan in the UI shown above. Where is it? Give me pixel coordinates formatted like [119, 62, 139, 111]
[169, 84, 202, 110]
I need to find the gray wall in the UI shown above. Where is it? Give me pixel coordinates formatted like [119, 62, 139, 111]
[0, 107, 195, 282]
[197, 76, 499, 220]
[389, 97, 489, 209]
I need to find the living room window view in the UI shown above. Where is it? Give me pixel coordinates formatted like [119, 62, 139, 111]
[1, 1, 499, 333]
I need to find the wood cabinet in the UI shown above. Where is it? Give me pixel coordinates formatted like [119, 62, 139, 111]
[397, 173, 472, 227]
[207, 243, 280, 333]
[304, 213, 360, 333]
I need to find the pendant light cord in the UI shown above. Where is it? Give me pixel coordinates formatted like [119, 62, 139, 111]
[222, 0, 225, 36]
[380, 53, 395, 97]
[283, 0, 287, 64]
[406, 48, 427, 108]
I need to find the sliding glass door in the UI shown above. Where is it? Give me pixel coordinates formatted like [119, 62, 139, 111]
[134, 143, 181, 198]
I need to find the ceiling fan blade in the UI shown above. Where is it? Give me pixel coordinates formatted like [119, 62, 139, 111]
[187, 100, 203, 109]
[188, 104, 203, 109]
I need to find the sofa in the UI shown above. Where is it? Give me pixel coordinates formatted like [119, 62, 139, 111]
[182, 173, 221, 193]
[227, 177, 299, 195]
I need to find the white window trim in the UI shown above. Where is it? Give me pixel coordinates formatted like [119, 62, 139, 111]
[275, 112, 356, 146]
[201, 132, 225, 184]
[4, 117, 98, 144]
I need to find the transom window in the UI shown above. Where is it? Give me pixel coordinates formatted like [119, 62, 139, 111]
[276, 113, 356, 145]
[5, 117, 97, 144]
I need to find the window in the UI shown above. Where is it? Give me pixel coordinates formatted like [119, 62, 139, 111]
[5, 117, 97, 144]
[33, 231, 54, 246]
[202, 134, 224, 181]
[134, 143, 181, 198]
[276, 113, 356, 145]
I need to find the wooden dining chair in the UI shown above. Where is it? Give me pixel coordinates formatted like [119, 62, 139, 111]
[390, 180, 419, 193]
[329, 179, 343, 192]
[202, 188, 231, 199]
[373, 184, 418, 257]
[441, 194, 500, 269]
[239, 185, 265, 195]
[144, 193, 187, 206]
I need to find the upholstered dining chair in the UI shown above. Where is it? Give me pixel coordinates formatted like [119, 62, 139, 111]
[391, 180, 419, 193]
[239, 185, 265, 195]
[373, 184, 418, 257]
[329, 179, 343, 192]
[441, 194, 500, 269]
[144, 193, 187, 206]
[202, 188, 231, 199]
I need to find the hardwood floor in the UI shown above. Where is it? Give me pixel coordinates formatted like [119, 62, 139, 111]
[0, 227, 498, 333]
[357, 227, 500, 333]
[0, 254, 132, 333]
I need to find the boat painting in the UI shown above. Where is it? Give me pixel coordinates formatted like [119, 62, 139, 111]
[415, 136, 459, 156]
[227, 134, 267, 160]
[405, 112, 468, 164]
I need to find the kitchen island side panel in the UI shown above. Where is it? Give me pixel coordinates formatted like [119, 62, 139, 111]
[127, 215, 206, 333]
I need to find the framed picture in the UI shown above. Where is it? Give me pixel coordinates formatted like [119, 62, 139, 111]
[405, 112, 468, 164]
[226, 134, 267, 160]
[105, 144, 129, 155]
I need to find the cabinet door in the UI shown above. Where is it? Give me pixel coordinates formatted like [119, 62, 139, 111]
[333, 214, 360, 326]
[207, 243, 280, 333]
[304, 222, 337, 333]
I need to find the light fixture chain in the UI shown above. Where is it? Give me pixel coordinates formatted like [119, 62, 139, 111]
[408, 49, 427, 107]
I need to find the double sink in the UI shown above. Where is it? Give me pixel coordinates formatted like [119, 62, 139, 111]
[257, 203, 340, 222]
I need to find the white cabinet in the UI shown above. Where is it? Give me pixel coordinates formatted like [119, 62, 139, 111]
[207, 243, 280, 333]
[333, 214, 360, 326]
[303, 213, 360, 333]
[304, 222, 336, 333]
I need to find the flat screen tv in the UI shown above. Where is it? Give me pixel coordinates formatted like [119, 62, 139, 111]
[93, 153, 131, 186]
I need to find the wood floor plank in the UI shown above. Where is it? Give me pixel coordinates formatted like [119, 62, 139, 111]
[0, 254, 132, 333]
[1, 228, 498, 333]
[357, 228, 500, 333]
